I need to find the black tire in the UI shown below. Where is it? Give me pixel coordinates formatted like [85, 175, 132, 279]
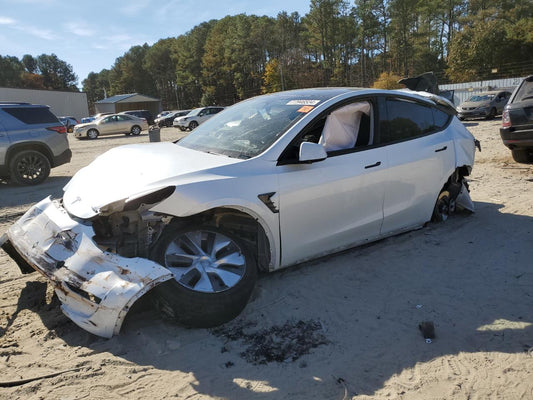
[150, 224, 257, 328]
[511, 148, 533, 164]
[131, 125, 141, 135]
[9, 150, 51, 185]
[188, 120, 198, 130]
[486, 108, 496, 119]
[87, 129, 99, 140]
[432, 190, 451, 222]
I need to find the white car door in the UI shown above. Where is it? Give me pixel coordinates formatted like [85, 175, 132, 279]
[277, 100, 387, 267]
[378, 97, 455, 235]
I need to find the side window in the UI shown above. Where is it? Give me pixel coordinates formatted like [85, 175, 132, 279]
[3, 107, 58, 124]
[319, 101, 373, 153]
[379, 98, 435, 144]
[432, 108, 450, 129]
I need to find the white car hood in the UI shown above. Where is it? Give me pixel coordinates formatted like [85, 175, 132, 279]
[63, 142, 238, 218]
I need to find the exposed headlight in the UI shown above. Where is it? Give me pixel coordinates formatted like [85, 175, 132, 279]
[98, 186, 175, 215]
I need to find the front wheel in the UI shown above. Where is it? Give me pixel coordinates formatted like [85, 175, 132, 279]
[9, 150, 51, 185]
[87, 129, 98, 140]
[188, 121, 198, 130]
[486, 108, 496, 119]
[150, 224, 257, 328]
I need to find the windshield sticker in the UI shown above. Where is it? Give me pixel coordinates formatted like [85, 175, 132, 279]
[287, 100, 321, 106]
[297, 105, 315, 113]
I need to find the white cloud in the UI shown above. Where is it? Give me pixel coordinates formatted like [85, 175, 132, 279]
[119, 0, 150, 16]
[64, 21, 95, 37]
[0, 16, 16, 25]
[23, 26, 57, 41]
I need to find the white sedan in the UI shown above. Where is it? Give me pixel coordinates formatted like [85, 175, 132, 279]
[1, 88, 477, 337]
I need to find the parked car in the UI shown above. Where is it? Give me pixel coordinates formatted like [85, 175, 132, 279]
[80, 116, 96, 124]
[500, 75, 533, 163]
[0, 102, 71, 185]
[157, 110, 171, 119]
[58, 116, 79, 133]
[173, 106, 224, 130]
[120, 110, 155, 125]
[155, 110, 191, 127]
[93, 112, 113, 119]
[456, 90, 511, 120]
[0, 88, 477, 337]
[73, 113, 149, 139]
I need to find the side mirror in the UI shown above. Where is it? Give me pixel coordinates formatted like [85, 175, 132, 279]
[299, 142, 327, 163]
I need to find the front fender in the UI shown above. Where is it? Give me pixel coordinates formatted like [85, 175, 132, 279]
[151, 178, 281, 271]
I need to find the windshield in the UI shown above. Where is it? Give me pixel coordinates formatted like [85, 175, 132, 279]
[187, 108, 202, 117]
[177, 91, 334, 159]
[467, 94, 494, 102]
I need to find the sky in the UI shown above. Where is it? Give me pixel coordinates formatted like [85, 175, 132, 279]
[0, 0, 311, 88]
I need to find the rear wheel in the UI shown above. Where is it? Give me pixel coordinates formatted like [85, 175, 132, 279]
[150, 224, 257, 328]
[131, 125, 141, 135]
[432, 190, 451, 222]
[511, 148, 533, 163]
[9, 150, 51, 185]
[188, 121, 198, 130]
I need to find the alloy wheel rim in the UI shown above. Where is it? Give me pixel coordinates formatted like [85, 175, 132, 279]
[17, 154, 43, 180]
[164, 230, 246, 293]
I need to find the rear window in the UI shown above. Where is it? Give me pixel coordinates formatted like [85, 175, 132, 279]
[3, 107, 59, 124]
[379, 98, 436, 144]
[514, 78, 533, 102]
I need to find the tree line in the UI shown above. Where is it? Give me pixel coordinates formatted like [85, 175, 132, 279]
[0, 54, 78, 91]
[2, 0, 532, 112]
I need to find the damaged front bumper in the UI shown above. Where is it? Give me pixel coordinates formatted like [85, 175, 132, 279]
[0, 197, 173, 338]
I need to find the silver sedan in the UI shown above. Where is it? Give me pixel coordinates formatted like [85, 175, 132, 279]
[73, 114, 149, 139]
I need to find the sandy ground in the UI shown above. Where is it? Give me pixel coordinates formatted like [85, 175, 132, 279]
[0, 122, 532, 399]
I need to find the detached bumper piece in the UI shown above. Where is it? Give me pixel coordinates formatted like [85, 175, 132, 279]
[1, 197, 172, 338]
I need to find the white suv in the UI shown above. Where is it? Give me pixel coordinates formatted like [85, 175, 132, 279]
[1, 89, 477, 337]
[173, 106, 224, 131]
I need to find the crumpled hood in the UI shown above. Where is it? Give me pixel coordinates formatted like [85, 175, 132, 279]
[63, 142, 237, 218]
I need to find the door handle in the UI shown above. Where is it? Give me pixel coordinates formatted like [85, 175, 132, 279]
[435, 146, 447, 153]
[364, 161, 381, 169]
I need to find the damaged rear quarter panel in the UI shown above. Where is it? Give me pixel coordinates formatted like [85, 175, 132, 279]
[450, 118, 476, 169]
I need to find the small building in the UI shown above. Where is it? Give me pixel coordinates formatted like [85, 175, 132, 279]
[95, 93, 161, 117]
[0, 87, 89, 120]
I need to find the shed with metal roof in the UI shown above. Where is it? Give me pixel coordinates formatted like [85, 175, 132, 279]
[95, 93, 161, 116]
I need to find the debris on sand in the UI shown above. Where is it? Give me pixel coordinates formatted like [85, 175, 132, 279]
[211, 319, 329, 365]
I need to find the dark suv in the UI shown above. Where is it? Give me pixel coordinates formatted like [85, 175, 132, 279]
[119, 110, 155, 125]
[500, 76, 533, 163]
[0, 103, 72, 185]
